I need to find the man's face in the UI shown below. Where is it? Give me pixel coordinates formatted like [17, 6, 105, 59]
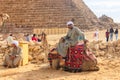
[12, 44, 16, 48]
[67, 24, 73, 29]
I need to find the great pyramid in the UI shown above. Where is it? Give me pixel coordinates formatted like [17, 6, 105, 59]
[0, 0, 99, 32]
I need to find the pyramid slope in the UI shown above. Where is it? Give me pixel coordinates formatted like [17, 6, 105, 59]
[0, 0, 99, 29]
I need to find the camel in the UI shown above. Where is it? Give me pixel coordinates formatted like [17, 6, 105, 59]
[48, 41, 99, 72]
[0, 13, 9, 31]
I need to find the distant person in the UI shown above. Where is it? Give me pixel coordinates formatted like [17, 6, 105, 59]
[41, 32, 48, 48]
[114, 28, 118, 40]
[4, 40, 22, 68]
[25, 34, 31, 42]
[6, 33, 14, 45]
[32, 34, 38, 42]
[109, 27, 114, 41]
[41, 31, 47, 41]
[105, 29, 110, 42]
[37, 34, 41, 42]
[94, 29, 99, 41]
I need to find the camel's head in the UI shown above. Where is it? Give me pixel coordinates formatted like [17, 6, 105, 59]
[0, 13, 9, 26]
[0, 13, 9, 20]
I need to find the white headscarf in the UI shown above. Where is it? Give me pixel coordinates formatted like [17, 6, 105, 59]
[12, 40, 19, 47]
[67, 21, 74, 26]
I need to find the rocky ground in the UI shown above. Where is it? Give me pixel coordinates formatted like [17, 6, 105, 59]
[0, 30, 120, 80]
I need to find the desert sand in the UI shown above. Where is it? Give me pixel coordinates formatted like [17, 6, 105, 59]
[0, 30, 120, 80]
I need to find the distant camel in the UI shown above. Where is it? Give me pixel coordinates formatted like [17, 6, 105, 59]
[0, 13, 9, 31]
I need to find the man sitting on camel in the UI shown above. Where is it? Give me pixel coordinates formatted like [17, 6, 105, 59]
[57, 21, 85, 57]
[48, 21, 99, 72]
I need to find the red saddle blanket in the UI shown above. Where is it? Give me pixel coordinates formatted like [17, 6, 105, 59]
[65, 44, 84, 69]
[48, 44, 97, 70]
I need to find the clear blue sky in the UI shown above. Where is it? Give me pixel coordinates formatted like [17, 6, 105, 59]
[84, 0, 120, 23]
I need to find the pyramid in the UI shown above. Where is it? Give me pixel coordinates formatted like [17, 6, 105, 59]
[0, 0, 99, 32]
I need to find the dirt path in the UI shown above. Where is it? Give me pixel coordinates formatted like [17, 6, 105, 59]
[0, 58, 120, 80]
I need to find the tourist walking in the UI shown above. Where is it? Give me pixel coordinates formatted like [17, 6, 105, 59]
[105, 29, 109, 42]
[109, 27, 114, 41]
[114, 28, 118, 40]
[94, 29, 99, 41]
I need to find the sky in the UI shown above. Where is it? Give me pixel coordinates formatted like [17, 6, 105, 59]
[84, 0, 120, 23]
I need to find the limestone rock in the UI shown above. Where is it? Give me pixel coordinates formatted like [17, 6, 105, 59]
[0, 0, 99, 33]
[99, 51, 105, 56]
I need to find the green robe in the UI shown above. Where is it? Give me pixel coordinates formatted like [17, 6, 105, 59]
[57, 26, 85, 57]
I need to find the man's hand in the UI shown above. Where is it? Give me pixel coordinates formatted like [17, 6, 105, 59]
[10, 55, 15, 60]
[84, 39, 89, 44]
[59, 37, 65, 43]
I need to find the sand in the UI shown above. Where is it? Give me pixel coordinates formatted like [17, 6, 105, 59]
[0, 30, 120, 80]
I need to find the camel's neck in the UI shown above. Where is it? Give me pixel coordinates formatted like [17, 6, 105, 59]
[0, 17, 3, 26]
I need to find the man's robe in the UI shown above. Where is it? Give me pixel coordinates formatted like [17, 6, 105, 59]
[4, 47, 22, 67]
[57, 26, 85, 57]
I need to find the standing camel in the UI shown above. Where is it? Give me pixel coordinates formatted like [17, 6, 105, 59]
[0, 13, 9, 31]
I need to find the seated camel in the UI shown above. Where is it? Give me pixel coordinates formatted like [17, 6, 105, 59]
[48, 42, 99, 72]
